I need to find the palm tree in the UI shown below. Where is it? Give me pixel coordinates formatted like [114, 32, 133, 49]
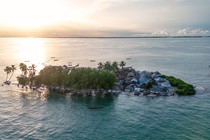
[98, 62, 104, 70]
[112, 61, 119, 72]
[4, 66, 11, 81]
[19, 63, 28, 76]
[104, 61, 112, 71]
[28, 64, 36, 88]
[119, 61, 126, 69]
[8, 65, 16, 81]
[28, 64, 36, 73]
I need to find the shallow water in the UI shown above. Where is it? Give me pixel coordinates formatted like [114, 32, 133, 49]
[0, 37, 210, 139]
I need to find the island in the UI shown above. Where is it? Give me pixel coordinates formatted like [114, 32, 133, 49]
[4, 61, 196, 97]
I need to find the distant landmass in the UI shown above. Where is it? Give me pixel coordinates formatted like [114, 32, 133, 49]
[0, 36, 209, 38]
[0, 24, 209, 38]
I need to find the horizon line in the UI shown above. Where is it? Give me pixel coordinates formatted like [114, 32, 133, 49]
[0, 36, 210, 39]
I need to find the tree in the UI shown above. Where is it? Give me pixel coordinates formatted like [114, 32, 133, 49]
[119, 61, 126, 69]
[28, 64, 36, 88]
[112, 61, 119, 72]
[35, 66, 63, 87]
[8, 65, 16, 81]
[18, 63, 31, 87]
[28, 64, 36, 78]
[17, 75, 29, 86]
[104, 61, 112, 71]
[98, 62, 104, 70]
[97, 70, 116, 89]
[34, 66, 116, 91]
[4, 66, 11, 81]
[19, 63, 28, 76]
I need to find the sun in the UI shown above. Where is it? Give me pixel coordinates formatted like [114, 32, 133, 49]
[16, 38, 46, 72]
[0, 0, 88, 29]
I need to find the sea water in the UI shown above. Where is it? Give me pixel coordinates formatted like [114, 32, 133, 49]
[0, 37, 210, 140]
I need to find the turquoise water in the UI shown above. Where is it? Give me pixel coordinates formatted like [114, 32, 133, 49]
[0, 37, 210, 139]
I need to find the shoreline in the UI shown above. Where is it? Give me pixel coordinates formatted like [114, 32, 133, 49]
[5, 62, 196, 97]
[34, 66, 195, 97]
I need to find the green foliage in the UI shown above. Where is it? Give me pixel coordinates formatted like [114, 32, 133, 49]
[4, 65, 16, 82]
[19, 63, 28, 76]
[4, 66, 11, 81]
[112, 61, 119, 72]
[104, 61, 112, 71]
[17, 63, 36, 87]
[162, 75, 184, 87]
[34, 66, 116, 90]
[17, 75, 29, 86]
[97, 61, 123, 72]
[97, 70, 116, 89]
[119, 61, 126, 69]
[163, 75, 196, 95]
[98, 62, 103, 70]
[67, 67, 97, 89]
[34, 66, 64, 87]
[66, 67, 116, 90]
[9, 65, 16, 81]
[176, 83, 195, 95]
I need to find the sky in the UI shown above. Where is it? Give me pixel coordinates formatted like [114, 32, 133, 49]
[0, 0, 209, 37]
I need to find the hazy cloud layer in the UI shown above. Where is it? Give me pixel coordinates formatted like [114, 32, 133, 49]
[151, 28, 209, 36]
[176, 28, 209, 36]
[0, 0, 210, 36]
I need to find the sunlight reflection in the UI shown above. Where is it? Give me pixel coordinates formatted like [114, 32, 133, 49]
[17, 38, 46, 72]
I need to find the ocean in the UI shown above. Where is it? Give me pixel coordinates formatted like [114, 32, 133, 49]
[0, 37, 210, 140]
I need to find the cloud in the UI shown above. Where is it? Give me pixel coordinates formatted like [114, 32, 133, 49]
[177, 28, 209, 36]
[1, 0, 210, 37]
[91, 0, 141, 11]
[152, 31, 169, 36]
[150, 28, 209, 36]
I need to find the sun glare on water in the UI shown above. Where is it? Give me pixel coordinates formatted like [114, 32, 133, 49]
[17, 38, 46, 71]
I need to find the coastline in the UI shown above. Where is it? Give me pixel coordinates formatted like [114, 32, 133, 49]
[10, 62, 196, 97]
[46, 67, 195, 97]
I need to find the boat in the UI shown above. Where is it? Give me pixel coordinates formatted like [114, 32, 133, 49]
[3, 81, 11, 85]
[90, 60, 96, 62]
[126, 58, 131, 60]
[68, 62, 72, 66]
[88, 105, 103, 109]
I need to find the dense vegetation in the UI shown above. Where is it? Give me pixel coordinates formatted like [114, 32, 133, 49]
[11, 61, 196, 96]
[17, 63, 36, 87]
[34, 66, 116, 90]
[15, 61, 122, 90]
[97, 61, 126, 72]
[162, 75, 196, 95]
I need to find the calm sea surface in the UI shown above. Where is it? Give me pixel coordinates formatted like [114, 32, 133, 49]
[0, 37, 210, 140]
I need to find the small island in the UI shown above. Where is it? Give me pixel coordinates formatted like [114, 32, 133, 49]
[4, 61, 196, 97]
